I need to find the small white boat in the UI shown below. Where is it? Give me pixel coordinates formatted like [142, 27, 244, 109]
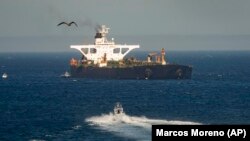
[61, 71, 71, 78]
[2, 73, 8, 79]
[114, 102, 124, 115]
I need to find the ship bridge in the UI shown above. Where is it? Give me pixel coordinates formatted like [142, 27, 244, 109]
[71, 25, 139, 63]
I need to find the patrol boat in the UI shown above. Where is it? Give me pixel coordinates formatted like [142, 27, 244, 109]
[114, 102, 124, 115]
[61, 71, 71, 78]
[69, 25, 192, 79]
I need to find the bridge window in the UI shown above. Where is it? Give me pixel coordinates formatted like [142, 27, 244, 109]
[90, 48, 97, 54]
[113, 48, 120, 54]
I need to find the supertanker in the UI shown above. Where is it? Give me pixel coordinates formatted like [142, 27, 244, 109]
[69, 25, 192, 79]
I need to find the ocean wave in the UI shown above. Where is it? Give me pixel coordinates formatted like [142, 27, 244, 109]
[86, 112, 200, 141]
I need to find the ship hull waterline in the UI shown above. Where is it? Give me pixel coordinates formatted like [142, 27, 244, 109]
[70, 64, 192, 80]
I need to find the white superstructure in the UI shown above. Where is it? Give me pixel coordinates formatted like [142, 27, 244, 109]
[71, 25, 139, 66]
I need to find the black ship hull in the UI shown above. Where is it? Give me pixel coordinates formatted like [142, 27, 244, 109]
[70, 64, 192, 80]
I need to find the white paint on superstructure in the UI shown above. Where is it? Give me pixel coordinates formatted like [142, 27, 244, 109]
[71, 25, 139, 62]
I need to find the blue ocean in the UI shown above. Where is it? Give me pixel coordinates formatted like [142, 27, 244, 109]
[0, 51, 250, 141]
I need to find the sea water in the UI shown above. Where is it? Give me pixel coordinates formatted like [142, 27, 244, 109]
[0, 51, 250, 141]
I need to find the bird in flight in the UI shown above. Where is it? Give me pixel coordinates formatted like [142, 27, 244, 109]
[57, 21, 78, 27]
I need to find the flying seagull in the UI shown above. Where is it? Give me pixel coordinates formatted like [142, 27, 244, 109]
[57, 21, 78, 27]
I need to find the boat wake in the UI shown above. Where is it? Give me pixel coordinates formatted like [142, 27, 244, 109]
[85, 112, 201, 141]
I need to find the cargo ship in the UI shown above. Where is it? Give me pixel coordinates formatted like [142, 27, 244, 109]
[69, 25, 192, 79]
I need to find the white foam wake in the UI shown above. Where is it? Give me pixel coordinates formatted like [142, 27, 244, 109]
[86, 113, 200, 141]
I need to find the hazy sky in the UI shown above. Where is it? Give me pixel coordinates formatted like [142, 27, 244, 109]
[1, 0, 250, 37]
[0, 0, 250, 52]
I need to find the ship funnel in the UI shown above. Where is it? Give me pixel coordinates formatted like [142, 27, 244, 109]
[95, 25, 110, 39]
[161, 48, 167, 65]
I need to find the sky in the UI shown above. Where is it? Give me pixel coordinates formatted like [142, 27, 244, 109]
[0, 0, 250, 51]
